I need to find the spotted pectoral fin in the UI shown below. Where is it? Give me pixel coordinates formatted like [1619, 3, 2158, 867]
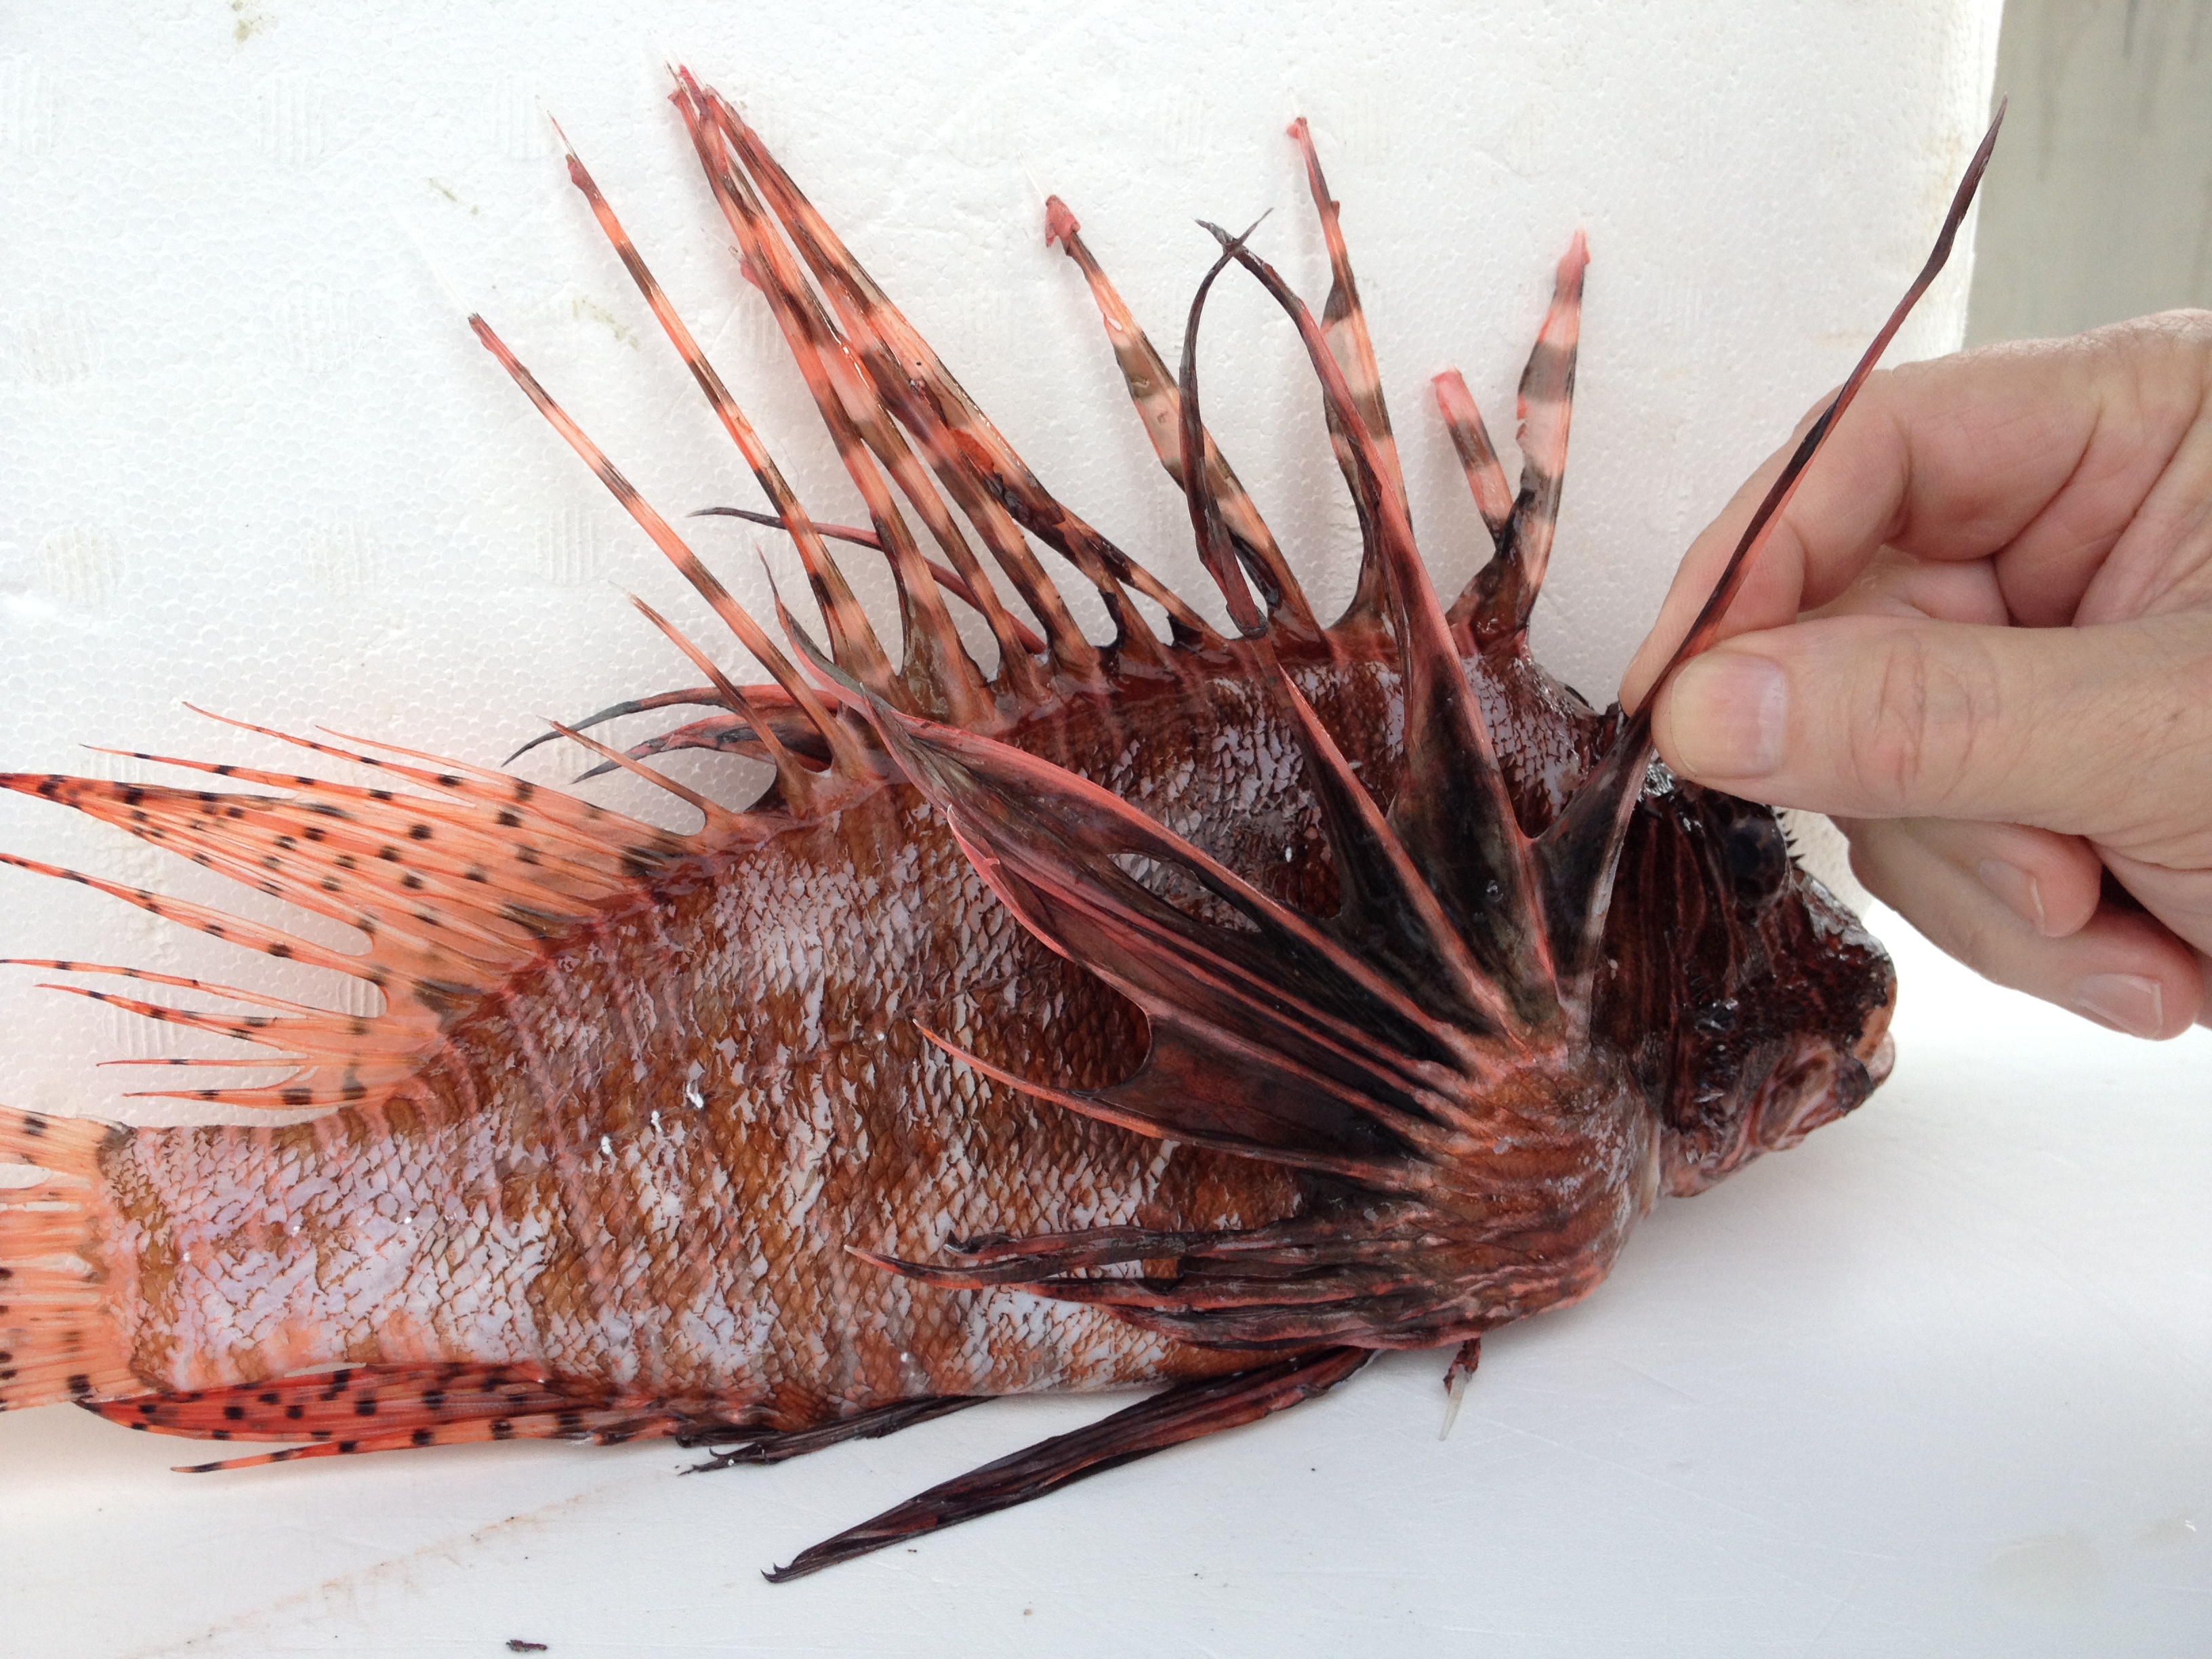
[765, 1347, 1370, 1582]
[88, 1363, 676, 1470]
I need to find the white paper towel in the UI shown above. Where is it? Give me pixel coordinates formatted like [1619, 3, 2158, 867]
[35, 14, 2207, 1659]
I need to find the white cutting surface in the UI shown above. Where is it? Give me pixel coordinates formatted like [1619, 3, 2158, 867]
[12, 5, 2203, 1657]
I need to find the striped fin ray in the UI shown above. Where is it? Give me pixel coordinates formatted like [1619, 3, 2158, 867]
[0, 708, 739, 1111]
[1537, 112, 2005, 996]
[554, 130, 924, 718]
[1197, 221, 1559, 1018]
[691, 76, 1223, 660]
[690, 510, 1052, 657]
[1287, 117, 1408, 638]
[1430, 370, 1514, 544]
[1633, 108, 2006, 693]
[468, 314, 869, 797]
[1449, 235, 1588, 651]
[680, 79, 1113, 682]
[674, 85, 1094, 698]
[1431, 368, 1515, 652]
[1043, 194, 1320, 640]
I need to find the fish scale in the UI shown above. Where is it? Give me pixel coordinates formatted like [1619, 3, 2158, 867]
[0, 75, 1989, 1580]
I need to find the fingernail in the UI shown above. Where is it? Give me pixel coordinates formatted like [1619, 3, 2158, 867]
[1666, 652, 1787, 779]
[1976, 859, 2049, 934]
[2072, 972, 2165, 1038]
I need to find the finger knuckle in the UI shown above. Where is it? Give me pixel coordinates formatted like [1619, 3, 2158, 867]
[1847, 631, 1999, 813]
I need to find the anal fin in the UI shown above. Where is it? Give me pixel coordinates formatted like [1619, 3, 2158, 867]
[765, 1347, 1370, 1582]
[678, 1393, 985, 1471]
[89, 1362, 674, 1470]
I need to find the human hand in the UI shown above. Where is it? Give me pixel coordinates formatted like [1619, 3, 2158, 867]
[1621, 312, 2212, 1038]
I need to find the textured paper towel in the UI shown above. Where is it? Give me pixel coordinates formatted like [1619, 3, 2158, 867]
[0, 3, 1998, 1118]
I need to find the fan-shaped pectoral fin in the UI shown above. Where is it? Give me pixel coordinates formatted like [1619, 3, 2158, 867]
[838, 686, 1480, 1172]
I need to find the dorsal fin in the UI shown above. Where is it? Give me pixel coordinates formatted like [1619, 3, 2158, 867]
[556, 135, 922, 714]
[1044, 194, 1320, 641]
[1200, 220, 1557, 1018]
[1286, 117, 1407, 640]
[691, 510, 1052, 657]
[1174, 230, 1274, 639]
[1441, 234, 1588, 651]
[1538, 106, 2005, 994]
[0, 710, 745, 1111]
[676, 78, 1119, 684]
[1632, 110, 2006, 697]
[467, 315, 870, 795]
[693, 77, 1223, 661]
[1431, 369, 1515, 544]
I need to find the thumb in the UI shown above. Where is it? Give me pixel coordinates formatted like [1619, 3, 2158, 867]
[1648, 613, 2212, 842]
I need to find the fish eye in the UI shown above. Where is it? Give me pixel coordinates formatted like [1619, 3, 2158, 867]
[1721, 811, 1790, 909]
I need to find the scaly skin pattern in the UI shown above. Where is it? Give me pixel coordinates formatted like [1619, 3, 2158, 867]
[83, 640, 1658, 1422]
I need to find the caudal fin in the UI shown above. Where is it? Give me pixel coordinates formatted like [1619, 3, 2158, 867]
[0, 1107, 135, 1411]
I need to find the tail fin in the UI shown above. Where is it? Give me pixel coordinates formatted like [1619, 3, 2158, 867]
[0, 1107, 135, 1411]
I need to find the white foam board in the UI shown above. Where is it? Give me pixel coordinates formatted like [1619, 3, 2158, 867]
[19, 9, 2200, 1659]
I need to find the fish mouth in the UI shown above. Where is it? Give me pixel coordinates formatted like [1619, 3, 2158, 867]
[1746, 1036, 1852, 1154]
[1662, 971, 1898, 1197]
[1851, 974, 1898, 1088]
[1754, 958, 1900, 1153]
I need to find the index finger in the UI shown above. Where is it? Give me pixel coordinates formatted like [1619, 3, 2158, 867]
[1620, 323, 2193, 710]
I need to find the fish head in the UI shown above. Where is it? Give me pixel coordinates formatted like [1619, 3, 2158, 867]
[1600, 774, 1897, 1197]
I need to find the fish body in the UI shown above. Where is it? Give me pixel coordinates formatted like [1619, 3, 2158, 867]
[52, 649, 1601, 1408]
[0, 75, 1961, 1575]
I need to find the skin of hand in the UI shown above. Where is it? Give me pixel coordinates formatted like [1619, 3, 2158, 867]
[1621, 310, 2212, 1038]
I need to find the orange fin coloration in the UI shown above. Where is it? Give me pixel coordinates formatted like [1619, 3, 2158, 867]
[1043, 192, 1319, 641]
[0, 1107, 134, 1412]
[0, 720, 727, 1113]
[95, 1365, 990, 1477]
[1286, 115, 1408, 638]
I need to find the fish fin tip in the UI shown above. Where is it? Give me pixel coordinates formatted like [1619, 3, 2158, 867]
[1043, 194, 1078, 247]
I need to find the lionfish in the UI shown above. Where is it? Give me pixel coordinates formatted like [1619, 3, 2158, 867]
[0, 75, 1994, 1578]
